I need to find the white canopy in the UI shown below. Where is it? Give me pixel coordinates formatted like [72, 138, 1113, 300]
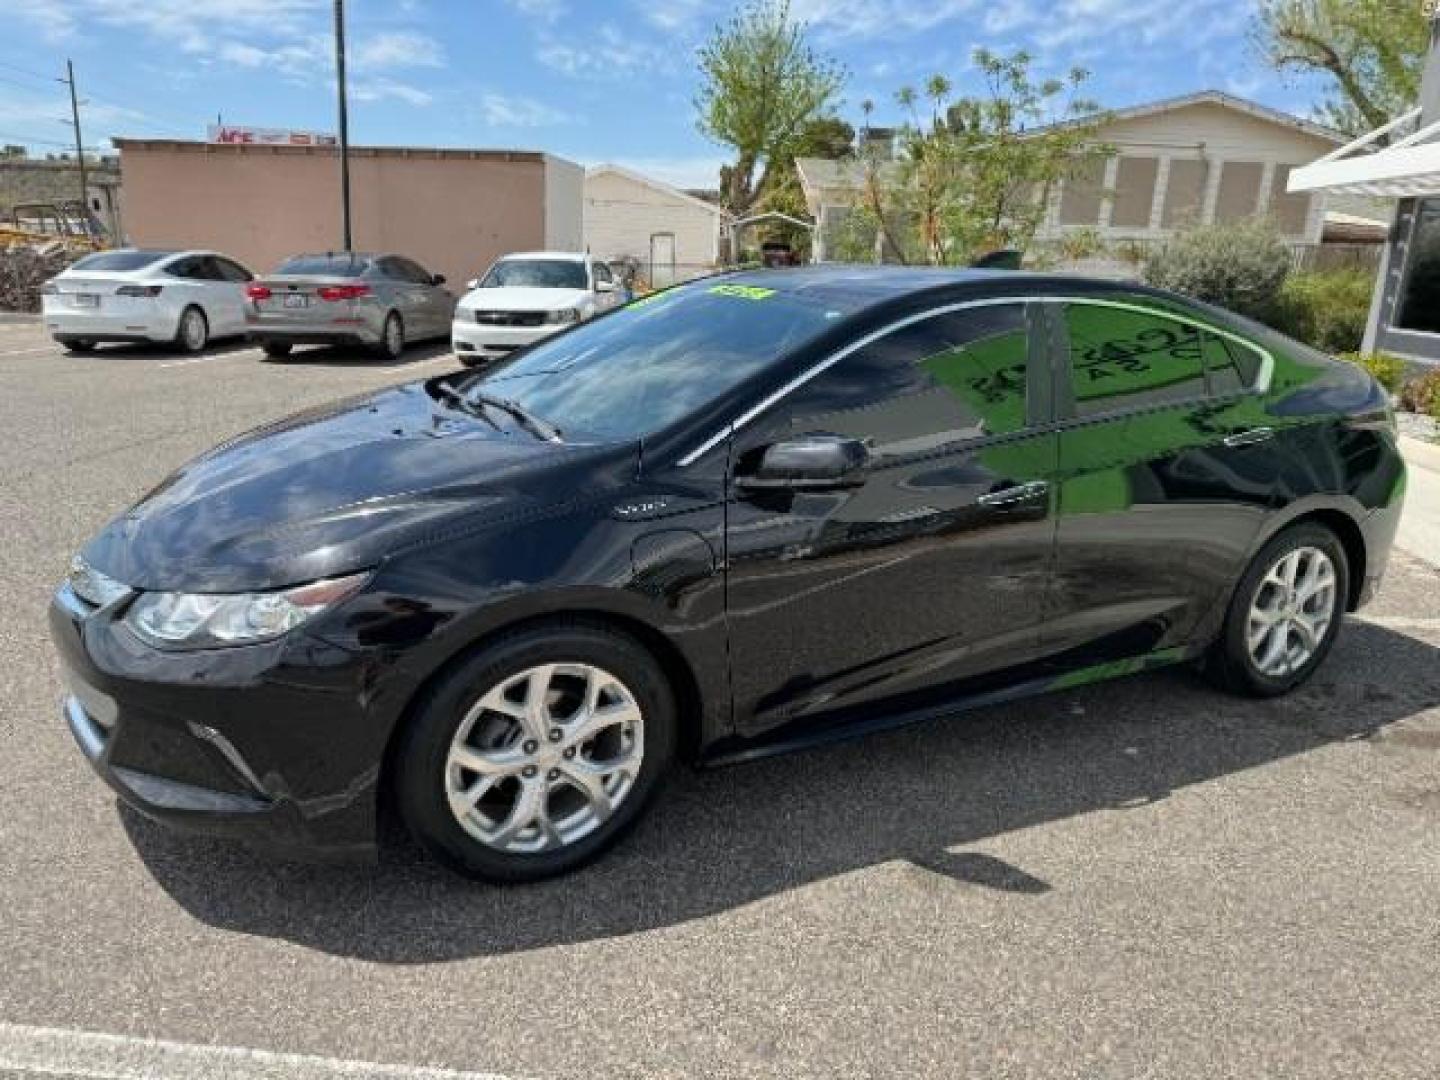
[1288, 107, 1440, 197]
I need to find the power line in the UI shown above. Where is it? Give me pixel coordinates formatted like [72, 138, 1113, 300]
[0, 129, 103, 151]
[0, 58, 53, 84]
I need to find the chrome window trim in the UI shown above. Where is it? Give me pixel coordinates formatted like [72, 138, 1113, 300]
[675, 294, 1275, 467]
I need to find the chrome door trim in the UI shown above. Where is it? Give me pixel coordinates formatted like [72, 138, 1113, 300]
[675, 294, 1275, 468]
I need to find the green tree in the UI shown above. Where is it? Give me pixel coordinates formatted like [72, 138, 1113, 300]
[1254, 0, 1429, 135]
[696, 0, 846, 216]
[838, 49, 1107, 266]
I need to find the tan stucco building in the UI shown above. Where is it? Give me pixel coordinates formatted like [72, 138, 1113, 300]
[582, 164, 726, 286]
[114, 139, 583, 289]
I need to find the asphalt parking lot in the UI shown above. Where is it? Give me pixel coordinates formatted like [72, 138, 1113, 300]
[0, 318, 1438, 1079]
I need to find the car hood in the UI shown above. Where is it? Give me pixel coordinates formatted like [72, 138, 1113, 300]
[458, 286, 590, 312]
[82, 381, 631, 593]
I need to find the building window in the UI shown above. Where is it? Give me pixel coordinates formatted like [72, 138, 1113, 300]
[1396, 198, 1440, 334]
[1215, 161, 1264, 223]
[1059, 157, 1106, 226]
[1162, 159, 1210, 229]
[1111, 157, 1159, 229]
[1268, 164, 1312, 237]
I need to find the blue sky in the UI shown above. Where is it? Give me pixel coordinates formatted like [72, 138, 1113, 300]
[2, 0, 1332, 189]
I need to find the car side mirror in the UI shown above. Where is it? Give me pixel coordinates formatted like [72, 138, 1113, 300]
[432, 273, 446, 286]
[596, 279, 617, 293]
[736, 435, 870, 492]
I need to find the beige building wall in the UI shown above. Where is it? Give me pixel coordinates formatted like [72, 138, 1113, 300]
[583, 166, 721, 275]
[115, 140, 576, 289]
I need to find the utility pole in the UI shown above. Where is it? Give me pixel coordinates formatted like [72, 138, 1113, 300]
[61, 58, 89, 234]
[333, 0, 352, 251]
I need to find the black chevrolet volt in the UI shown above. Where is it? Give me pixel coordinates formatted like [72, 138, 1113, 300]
[51, 268, 1406, 881]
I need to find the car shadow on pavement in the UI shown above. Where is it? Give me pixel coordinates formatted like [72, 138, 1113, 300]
[260, 340, 456, 369]
[120, 618, 1440, 962]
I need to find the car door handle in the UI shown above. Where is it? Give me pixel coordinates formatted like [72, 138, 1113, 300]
[977, 480, 1050, 508]
[1223, 427, 1275, 448]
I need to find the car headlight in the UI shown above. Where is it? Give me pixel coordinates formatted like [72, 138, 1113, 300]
[546, 308, 581, 324]
[124, 572, 370, 650]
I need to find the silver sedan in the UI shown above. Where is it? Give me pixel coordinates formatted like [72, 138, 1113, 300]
[42, 248, 256, 354]
[245, 252, 455, 360]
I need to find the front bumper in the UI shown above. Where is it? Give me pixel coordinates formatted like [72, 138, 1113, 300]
[49, 583, 388, 862]
[451, 317, 560, 359]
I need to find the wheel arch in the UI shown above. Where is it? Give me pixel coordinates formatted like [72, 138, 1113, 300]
[1244, 497, 1368, 612]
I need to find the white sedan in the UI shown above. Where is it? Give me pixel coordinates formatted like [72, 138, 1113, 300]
[42, 248, 256, 354]
[451, 251, 626, 365]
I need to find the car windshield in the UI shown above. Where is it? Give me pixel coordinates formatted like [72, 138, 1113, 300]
[479, 259, 588, 290]
[460, 283, 843, 441]
[69, 250, 171, 272]
[276, 254, 372, 275]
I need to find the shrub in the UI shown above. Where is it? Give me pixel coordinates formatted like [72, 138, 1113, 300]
[1275, 269, 1374, 353]
[1143, 219, 1291, 321]
[1338, 352, 1406, 394]
[1399, 368, 1440, 418]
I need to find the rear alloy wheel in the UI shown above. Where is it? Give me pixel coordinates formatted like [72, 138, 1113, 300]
[175, 306, 208, 354]
[261, 342, 292, 360]
[396, 623, 675, 882]
[1207, 523, 1349, 697]
[377, 312, 404, 360]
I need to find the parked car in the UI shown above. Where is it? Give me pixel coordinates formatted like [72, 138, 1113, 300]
[41, 248, 255, 353]
[451, 251, 625, 364]
[245, 252, 454, 360]
[51, 268, 1405, 882]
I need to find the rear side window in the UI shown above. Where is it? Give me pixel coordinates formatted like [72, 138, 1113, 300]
[1197, 331, 1259, 395]
[71, 250, 171, 272]
[1064, 303, 1208, 417]
[781, 303, 1031, 451]
[277, 254, 371, 276]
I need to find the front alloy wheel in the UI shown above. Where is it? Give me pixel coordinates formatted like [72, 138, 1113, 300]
[444, 663, 644, 853]
[396, 622, 675, 882]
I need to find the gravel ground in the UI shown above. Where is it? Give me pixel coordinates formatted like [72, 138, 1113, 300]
[0, 322, 1437, 1079]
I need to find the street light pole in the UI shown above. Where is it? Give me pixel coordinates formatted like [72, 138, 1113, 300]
[62, 58, 89, 233]
[333, 0, 352, 252]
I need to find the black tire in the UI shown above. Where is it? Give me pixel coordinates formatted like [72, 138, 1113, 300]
[57, 337, 95, 353]
[261, 342, 293, 360]
[174, 306, 209, 354]
[376, 312, 404, 360]
[394, 621, 676, 883]
[1206, 522, 1350, 697]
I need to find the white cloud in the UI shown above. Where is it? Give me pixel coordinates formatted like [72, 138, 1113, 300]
[506, 0, 566, 23]
[352, 78, 434, 107]
[352, 31, 445, 71]
[788, 0, 980, 39]
[537, 23, 671, 79]
[479, 92, 569, 127]
[633, 0, 712, 33]
[12, 0, 77, 40]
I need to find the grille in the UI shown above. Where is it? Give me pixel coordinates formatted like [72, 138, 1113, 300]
[474, 310, 546, 327]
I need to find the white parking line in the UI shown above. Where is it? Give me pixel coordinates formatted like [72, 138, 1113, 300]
[0, 1023, 525, 1080]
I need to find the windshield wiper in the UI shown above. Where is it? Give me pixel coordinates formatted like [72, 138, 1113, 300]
[432, 379, 502, 430]
[469, 392, 564, 443]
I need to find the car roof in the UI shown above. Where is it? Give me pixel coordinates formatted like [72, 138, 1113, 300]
[701, 265, 1145, 315]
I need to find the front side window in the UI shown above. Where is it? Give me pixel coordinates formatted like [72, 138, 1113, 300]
[1064, 303, 1208, 417]
[778, 303, 1031, 454]
[593, 262, 613, 285]
[480, 259, 588, 290]
[463, 283, 842, 441]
